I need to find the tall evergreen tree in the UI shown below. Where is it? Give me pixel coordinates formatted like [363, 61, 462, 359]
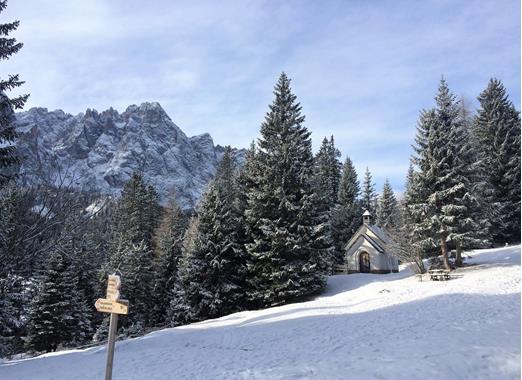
[398, 163, 428, 272]
[409, 79, 483, 269]
[331, 157, 362, 264]
[408, 110, 440, 259]
[0, 0, 29, 186]
[150, 197, 186, 326]
[338, 157, 359, 207]
[361, 167, 377, 214]
[474, 78, 521, 244]
[312, 136, 341, 273]
[244, 73, 326, 307]
[450, 100, 490, 265]
[313, 136, 342, 209]
[102, 173, 161, 330]
[170, 148, 247, 323]
[376, 179, 398, 229]
[25, 250, 92, 352]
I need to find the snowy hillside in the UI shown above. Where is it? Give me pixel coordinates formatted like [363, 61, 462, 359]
[2, 246, 520, 380]
[15, 103, 245, 209]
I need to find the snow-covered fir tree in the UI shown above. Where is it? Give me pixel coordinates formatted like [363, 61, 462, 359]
[170, 148, 248, 323]
[313, 136, 342, 209]
[474, 78, 521, 244]
[396, 163, 428, 273]
[0, 0, 28, 187]
[407, 110, 441, 260]
[449, 100, 490, 265]
[150, 196, 186, 326]
[312, 136, 342, 273]
[409, 79, 486, 269]
[0, 183, 27, 356]
[245, 73, 326, 307]
[361, 167, 377, 214]
[376, 179, 398, 229]
[102, 173, 161, 331]
[25, 250, 92, 353]
[331, 157, 362, 264]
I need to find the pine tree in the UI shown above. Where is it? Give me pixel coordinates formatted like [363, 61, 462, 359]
[361, 167, 376, 214]
[25, 250, 92, 352]
[170, 148, 248, 323]
[245, 73, 326, 307]
[474, 78, 521, 244]
[150, 196, 186, 326]
[0, 273, 24, 357]
[313, 136, 342, 209]
[0, 0, 29, 187]
[0, 183, 27, 356]
[376, 179, 398, 229]
[408, 110, 439, 260]
[331, 157, 362, 264]
[104, 173, 161, 330]
[312, 136, 341, 273]
[398, 163, 428, 272]
[450, 100, 490, 265]
[338, 157, 360, 207]
[409, 79, 482, 269]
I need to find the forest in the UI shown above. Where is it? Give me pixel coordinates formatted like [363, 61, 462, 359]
[0, 0, 520, 358]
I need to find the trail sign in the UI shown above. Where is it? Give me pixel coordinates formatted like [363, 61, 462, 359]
[95, 298, 129, 315]
[95, 274, 130, 380]
[106, 275, 121, 301]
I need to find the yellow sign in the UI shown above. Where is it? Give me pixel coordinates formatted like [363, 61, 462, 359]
[95, 298, 129, 315]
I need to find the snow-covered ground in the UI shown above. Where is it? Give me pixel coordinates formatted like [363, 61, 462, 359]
[2, 246, 520, 379]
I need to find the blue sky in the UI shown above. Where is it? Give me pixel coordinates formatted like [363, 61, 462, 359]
[3, 0, 520, 193]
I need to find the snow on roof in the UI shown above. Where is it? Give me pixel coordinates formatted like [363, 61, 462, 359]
[363, 210, 371, 216]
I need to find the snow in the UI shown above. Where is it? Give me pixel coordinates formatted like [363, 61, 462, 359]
[2, 245, 520, 379]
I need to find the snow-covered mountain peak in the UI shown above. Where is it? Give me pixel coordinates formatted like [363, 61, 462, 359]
[15, 103, 245, 209]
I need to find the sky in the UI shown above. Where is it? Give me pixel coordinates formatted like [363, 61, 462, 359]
[2, 0, 520, 193]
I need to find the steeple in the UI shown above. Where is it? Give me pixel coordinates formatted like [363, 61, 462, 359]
[363, 210, 371, 226]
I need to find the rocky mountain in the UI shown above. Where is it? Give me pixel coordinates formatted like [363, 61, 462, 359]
[15, 102, 245, 209]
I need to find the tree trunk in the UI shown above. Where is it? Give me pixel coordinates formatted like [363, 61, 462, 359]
[440, 238, 451, 270]
[455, 241, 463, 267]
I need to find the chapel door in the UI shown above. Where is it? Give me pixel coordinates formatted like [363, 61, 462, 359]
[359, 251, 371, 273]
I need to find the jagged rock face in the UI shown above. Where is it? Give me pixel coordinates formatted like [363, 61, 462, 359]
[15, 102, 244, 209]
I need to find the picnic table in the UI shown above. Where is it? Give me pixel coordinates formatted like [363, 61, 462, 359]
[428, 269, 451, 281]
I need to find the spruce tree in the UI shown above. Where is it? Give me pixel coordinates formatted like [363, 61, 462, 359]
[376, 179, 398, 229]
[0, 183, 26, 356]
[338, 157, 360, 206]
[103, 173, 160, 330]
[0, 0, 29, 187]
[25, 250, 92, 352]
[474, 78, 521, 244]
[409, 79, 482, 269]
[0, 271, 24, 357]
[408, 110, 439, 259]
[398, 163, 428, 272]
[245, 73, 326, 307]
[150, 197, 186, 326]
[170, 148, 247, 323]
[331, 157, 362, 264]
[450, 100, 490, 265]
[361, 167, 376, 214]
[312, 136, 341, 273]
[313, 136, 342, 209]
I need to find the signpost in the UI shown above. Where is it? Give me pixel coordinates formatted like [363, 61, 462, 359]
[95, 274, 129, 380]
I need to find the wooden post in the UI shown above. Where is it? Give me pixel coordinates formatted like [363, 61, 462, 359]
[105, 312, 119, 380]
[96, 274, 128, 380]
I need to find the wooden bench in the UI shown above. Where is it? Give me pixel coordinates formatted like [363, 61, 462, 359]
[334, 265, 347, 274]
[428, 269, 451, 281]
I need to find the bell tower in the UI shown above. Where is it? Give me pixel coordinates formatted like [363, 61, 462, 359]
[363, 210, 371, 226]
